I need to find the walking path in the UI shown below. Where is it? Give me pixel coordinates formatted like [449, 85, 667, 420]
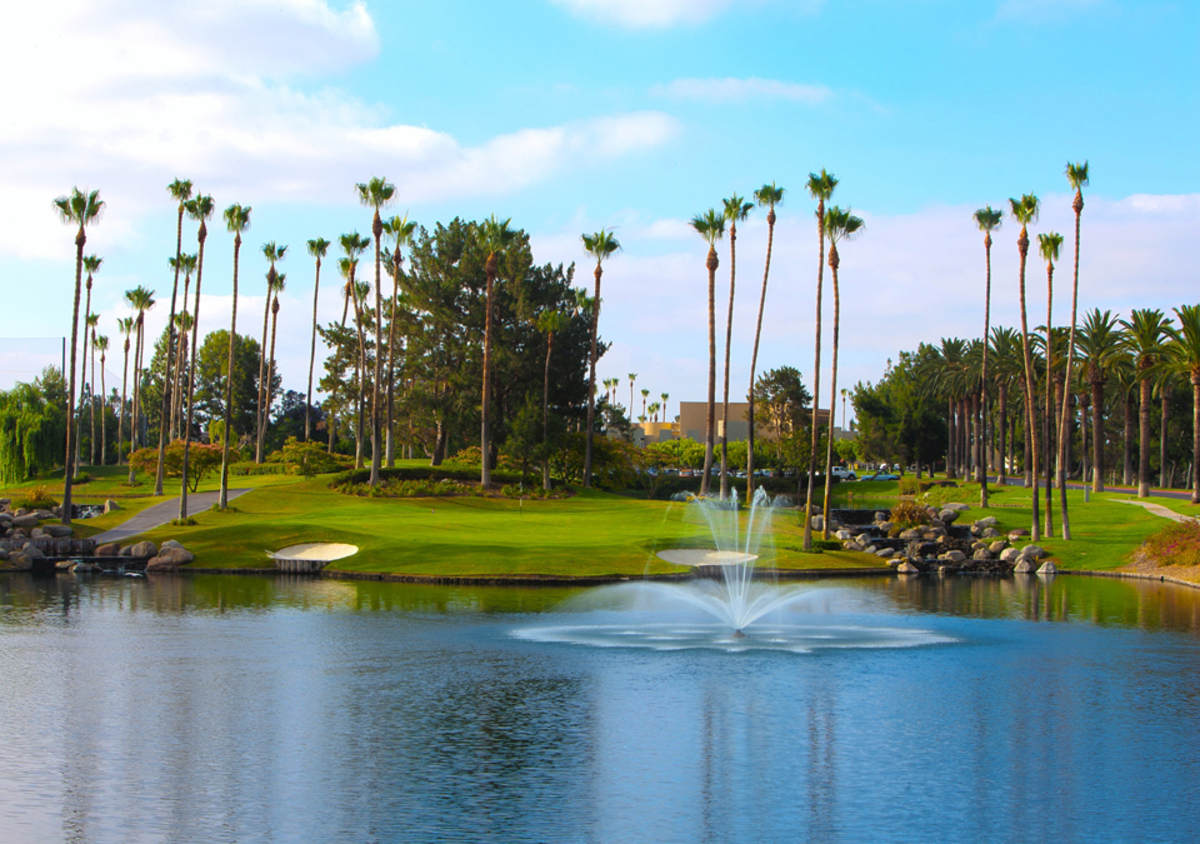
[1115, 499, 1199, 525]
[92, 489, 253, 544]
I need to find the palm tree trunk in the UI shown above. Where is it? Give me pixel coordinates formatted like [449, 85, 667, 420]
[701, 248, 718, 497]
[1058, 195, 1083, 537]
[481, 259, 496, 489]
[179, 225, 206, 520]
[583, 265, 602, 488]
[128, 317, 143, 485]
[1160, 389, 1171, 488]
[543, 331, 555, 491]
[998, 382, 1008, 484]
[89, 330, 97, 466]
[219, 234, 242, 511]
[1091, 377, 1105, 492]
[100, 355, 107, 465]
[119, 341, 129, 465]
[1192, 373, 1200, 505]
[1017, 227, 1040, 541]
[255, 276, 272, 463]
[385, 251, 400, 467]
[1123, 391, 1134, 486]
[803, 201, 826, 551]
[307, 256, 322, 443]
[980, 236, 992, 505]
[370, 215, 384, 486]
[351, 285, 367, 471]
[74, 285, 91, 475]
[63, 225, 85, 527]
[747, 209, 777, 498]
[821, 247, 842, 539]
[1043, 266, 1054, 538]
[946, 398, 956, 478]
[720, 223, 738, 500]
[1139, 370, 1152, 497]
[265, 300, 280, 463]
[154, 206, 186, 496]
[1080, 393, 1089, 483]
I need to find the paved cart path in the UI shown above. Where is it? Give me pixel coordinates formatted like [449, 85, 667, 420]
[91, 489, 253, 544]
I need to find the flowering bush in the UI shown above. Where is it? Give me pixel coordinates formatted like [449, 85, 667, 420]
[1141, 519, 1200, 567]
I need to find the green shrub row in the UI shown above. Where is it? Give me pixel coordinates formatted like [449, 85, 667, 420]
[229, 461, 298, 476]
[331, 464, 523, 489]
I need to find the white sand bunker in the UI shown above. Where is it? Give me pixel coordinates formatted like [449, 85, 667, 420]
[268, 543, 359, 573]
[656, 549, 758, 567]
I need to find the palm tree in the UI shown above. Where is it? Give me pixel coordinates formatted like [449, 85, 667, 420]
[53, 187, 104, 525]
[661, 392, 670, 424]
[820, 205, 864, 537]
[382, 216, 417, 467]
[628, 373, 637, 415]
[804, 169, 837, 550]
[537, 308, 568, 490]
[264, 273, 286, 460]
[1166, 305, 1200, 504]
[648, 401, 661, 422]
[974, 207, 1003, 506]
[641, 388, 650, 419]
[154, 178, 194, 497]
[85, 312, 100, 467]
[95, 334, 109, 465]
[479, 216, 517, 489]
[1038, 230, 1063, 537]
[75, 255, 102, 473]
[747, 182, 784, 496]
[124, 285, 154, 484]
[990, 326, 1023, 481]
[718, 194, 753, 499]
[305, 238, 331, 442]
[1057, 161, 1089, 534]
[335, 233, 371, 468]
[579, 229, 621, 489]
[219, 204, 251, 510]
[256, 241, 287, 462]
[1121, 309, 1176, 497]
[1010, 193, 1041, 541]
[178, 194, 213, 521]
[169, 252, 196, 438]
[689, 208, 726, 496]
[356, 177, 397, 486]
[117, 316, 135, 465]
[1076, 309, 1122, 492]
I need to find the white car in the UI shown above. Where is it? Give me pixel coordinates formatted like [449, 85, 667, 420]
[830, 466, 857, 481]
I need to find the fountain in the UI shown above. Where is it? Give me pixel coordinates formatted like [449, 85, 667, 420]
[515, 489, 954, 653]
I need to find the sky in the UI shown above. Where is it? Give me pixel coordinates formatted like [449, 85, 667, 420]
[2, 0, 1197, 426]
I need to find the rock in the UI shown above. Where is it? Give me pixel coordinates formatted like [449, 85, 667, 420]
[811, 515, 824, 532]
[55, 559, 74, 571]
[104, 499, 122, 513]
[876, 547, 896, 558]
[810, 504, 823, 516]
[128, 541, 157, 558]
[939, 565, 956, 575]
[878, 521, 895, 534]
[21, 544, 44, 560]
[938, 509, 959, 524]
[161, 539, 186, 551]
[1008, 528, 1030, 540]
[945, 550, 967, 563]
[96, 542, 120, 557]
[1037, 560, 1057, 575]
[119, 545, 134, 557]
[844, 541, 863, 552]
[44, 524, 73, 538]
[0, 497, 9, 508]
[855, 533, 871, 546]
[33, 509, 53, 521]
[944, 502, 971, 512]
[1021, 544, 1047, 560]
[11, 514, 38, 529]
[1013, 557, 1034, 573]
[899, 528, 924, 541]
[31, 527, 46, 538]
[146, 548, 195, 570]
[973, 549, 991, 561]
[989, 540, 1008, 554]
[864, 545, 878, 555]
[897, 561, 920, 574]
[835, 530, 852, 541]
[874, 511, 888, 522]
[71, 562, 100, 573]
[981, 527, 1001, 539]
[975, 516, 998, 528]
[0, 548, 6, 561]
[3, 553, 31, 571]
[1000, 548, 1020, 563]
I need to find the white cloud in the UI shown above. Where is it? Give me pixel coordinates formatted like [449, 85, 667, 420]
[651, 77, 833, 104]
[995, 0, 1103, 21]
[550, 0, 823, 29]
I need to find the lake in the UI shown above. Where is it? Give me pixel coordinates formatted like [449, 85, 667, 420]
[2, 571, 1199, 843]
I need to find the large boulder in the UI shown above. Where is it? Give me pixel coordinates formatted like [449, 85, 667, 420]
[938, 509, 959, 524]
[981, 527, 1001, 539]
[811, 515, 824, 532]
[844, 541, 864, 552]
[160, 539, 186, 551]
[2, 553, 32, 571]
[96, 542, 121, 557]
[146, 548, 195, 571]
[835, 529, 853, 541]
[127, 541, 157, 558]
[21, 544, 44, 560]
[973, 548, 992, 562]
[989, 540, 1008, 554]
[878, 521, 895, 534]
[103, 499, 122, 514]
[1037, 560, 1058, 575]
[11, 514, 38, 529]
[944, 502, 971, 512]
[44, 524, 73, 539]
[1013, 557, 1034, 573]
[873, 511, 888, 523]
[1000, 548, 1020, 563]
[899, 528, 924, 541]
[974, 516, 998, 529]
[897, 561, 921, 574]
[1008, 528, 1030, 541]
[943, 549, 967, 563]
[1021, 544, 1047, 560]
[876, 547, 896, 558]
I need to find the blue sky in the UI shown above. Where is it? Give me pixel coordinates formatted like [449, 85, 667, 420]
[1, 0, 1197, 420]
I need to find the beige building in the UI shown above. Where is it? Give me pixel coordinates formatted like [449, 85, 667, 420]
[673, 401, 831, 444]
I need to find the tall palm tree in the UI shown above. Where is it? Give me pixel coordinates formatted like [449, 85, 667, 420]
[628, 373, 637, 415]
[169, 252, 197, 438]
[719, 194, 753, 499]
[1038, 230, 1064, 537]
[648, 402, 661, 422]
[1077, 308, 1122, 491]
[85, 312, 100, 467]
[356, 177, 397, 486]
[124, 285, 154, 483]
[974, 207, 1003, 506]
[335, 233, 371, 468]
[155, 178, 194, 497]
[537, 308, 568, 490]
[1010, 193, 1041, 541]
[117, 316, 135, 465]
[479, 216, 517, 489]
[219, 204, 251, 510]
[382, 216, 417, 467]
[641, 388, 650, 419]
[305, 238, 331, 442]
[53, 187, 104, 525]
[1120, 309, 1176, 498]
[178, 194, 213, 521]
[689, 208, 725, 496]
[581, 229, 621, 488]
[804, 169, 837, 550]
[76, 255, 102, 473]
[820, 205, 864, 537]
[747, 182, 784, 496]
[256, 241, 287, 462]
[1057, 161, 1089, 534]
[990, 326, 1023, 482]
[264, 273, 286, 462]
[661, 392, 670, 424]
[1166, 304, 1200, 504]
[95, 334, 109, 465]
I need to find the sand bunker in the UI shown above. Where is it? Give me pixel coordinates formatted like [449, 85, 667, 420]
[267, 543, 359, 563]
[656, 549, 758, 567]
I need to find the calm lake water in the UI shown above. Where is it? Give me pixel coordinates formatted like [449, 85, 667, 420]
[2, 572, 1200, 844]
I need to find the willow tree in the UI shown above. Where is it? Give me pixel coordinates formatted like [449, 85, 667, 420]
[219, 203, 251, 510]
[689, 208, 725, 496]
[53, 187, 104, 526]
[974, 207, 1002, 507]
[747, 182, 784, 496]
[1010, 193, 1040, 541]
[0, 380, 66, 485]
[803, 169, 837, 551]
[356, 176, 396, 486]
[581, 229, 620, 489]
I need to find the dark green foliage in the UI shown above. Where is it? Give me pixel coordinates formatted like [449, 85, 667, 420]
[0, 368, 68, 484]
[853, 347, 947, 470]
[331, 465, 523, 489]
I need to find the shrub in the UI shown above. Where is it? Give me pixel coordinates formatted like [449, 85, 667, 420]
[1140, 519, 1200, 567]
[898, 476, 920, 496]
[17, 485, 59, 510]
[331, 465, 522, 490]
[890, 499, 930, 531]
[72, 472, 91, 484]
[230, 461, 296, 476]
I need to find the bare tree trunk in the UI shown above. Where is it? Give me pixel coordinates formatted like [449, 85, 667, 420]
[746, 207, 776, 499]
[481, 257, 496, 489]
[1091, 377, 1105, 492]
[1017, 226, 1040, 540]
[998, 383, 1009, 484]
[1192, 374, 1200, 505]
[821, 246, 842, 539]
[803, 200, 826, 551]
[370, 211, 384, 486]
[583, 264, 602, 488]
[701, 248, 718, 497]
[155, 206, 186, 496]
[543, 332, 554, 491]
[63, 226, 86, 526]
[219, 234, 242, 511]
[1160, 388, 1172, 488]
[179, 222, 207, 521]
[720, 221, 739, 501]
[1139, 370, 1152, 497]
[306, 255, 323, 442]
[1123, 391, 1134, 486]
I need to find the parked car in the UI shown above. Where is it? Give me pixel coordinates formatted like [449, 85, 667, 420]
[861, 470, 900, 481]
[830, 466, 857, 481]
